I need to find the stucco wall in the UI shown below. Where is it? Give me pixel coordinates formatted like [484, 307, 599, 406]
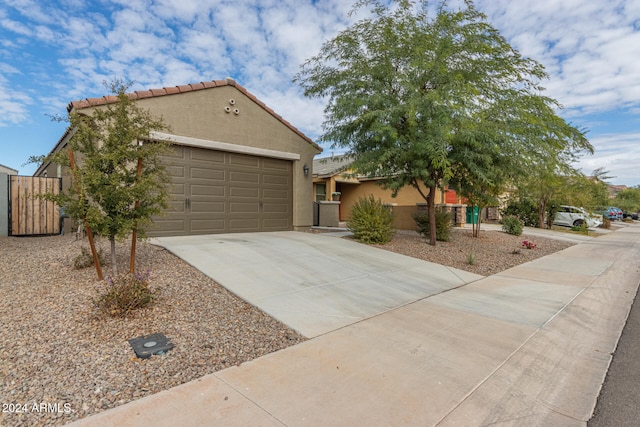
[337, 180, 443, 221]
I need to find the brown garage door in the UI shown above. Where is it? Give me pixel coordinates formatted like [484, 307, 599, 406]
[150, 145, 292, 236]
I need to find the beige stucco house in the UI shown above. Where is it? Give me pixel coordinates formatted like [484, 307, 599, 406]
[35, 78, 322, 236]
[313, 155, 466, 229]
[0, 164, 18, 175]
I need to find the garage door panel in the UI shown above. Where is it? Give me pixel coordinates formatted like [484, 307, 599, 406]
[230, 187, 259, 198]
[166, 200, 185, 213]
[263, 203, 288, 213]
[191, 149, 225, 163]
[230, 201, 260, 213]
[151, 147, 292, 236]
[151, 219, 187, 235]
[263, 188, 288, 199]
[229, 154, 260, 168]
[191, 167, 225, 181]
[190, 184, 225, 197]
[170, 183, 185, 194]
[168, 165, 186, 178]
[230, 171, 259, 184]
[191, 201, 225, 213]
[190, 218, 226, 232]
[263, 174, 289, 186]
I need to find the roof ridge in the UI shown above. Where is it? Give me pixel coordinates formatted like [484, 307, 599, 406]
[67, 78, 319, 150]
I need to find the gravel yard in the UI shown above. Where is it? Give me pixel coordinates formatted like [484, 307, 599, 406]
[372, 227, 575, 276]
[0, 235, 304, 427]
[1, 227, 575, 426]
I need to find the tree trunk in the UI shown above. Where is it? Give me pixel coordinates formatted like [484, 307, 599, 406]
[427, 185, 437, 246]
[130, 157, 143, 273]
[68, 148, 103, 280]
[110, 238, 118, 277]
[538, 203, 546, 229]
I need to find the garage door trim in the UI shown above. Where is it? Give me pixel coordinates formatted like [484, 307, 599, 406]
[151, 131, 301, 161]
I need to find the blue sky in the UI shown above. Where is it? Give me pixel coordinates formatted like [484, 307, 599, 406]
[1, 0, 639, 186]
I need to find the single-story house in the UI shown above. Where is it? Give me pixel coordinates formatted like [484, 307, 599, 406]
[312, 154, 466, 229]
[0, 164, 18, 175]
[35, 78, 322, 236]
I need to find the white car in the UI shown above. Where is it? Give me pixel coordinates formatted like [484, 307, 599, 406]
[554, 205, 602, 228]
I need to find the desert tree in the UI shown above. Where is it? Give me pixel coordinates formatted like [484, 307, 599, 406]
[295, 0, 591, 245]
[34, 79, 171, 277]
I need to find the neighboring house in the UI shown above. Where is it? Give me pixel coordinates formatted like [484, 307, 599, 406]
[0, 164, 18, 175]
[312, 155, 465, 229]
[607, 184, 627, 199]
[35, 78, 322, 236]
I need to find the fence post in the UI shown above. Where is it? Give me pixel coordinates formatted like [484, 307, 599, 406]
[0, 173, 8, 236]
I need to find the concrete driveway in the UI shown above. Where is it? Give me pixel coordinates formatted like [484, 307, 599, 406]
[151, 231, 483, 337]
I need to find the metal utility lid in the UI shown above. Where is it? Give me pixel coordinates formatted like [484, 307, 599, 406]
[129, 333, 173, 359]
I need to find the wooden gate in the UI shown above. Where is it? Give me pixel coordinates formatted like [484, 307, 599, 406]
[9, 176, 61, 236]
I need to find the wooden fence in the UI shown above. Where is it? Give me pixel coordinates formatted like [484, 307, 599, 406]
[9, 176, 61, 236]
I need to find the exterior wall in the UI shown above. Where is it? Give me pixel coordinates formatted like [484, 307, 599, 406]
[0, 165, 18, 175]
[0, 173, 8, 236]
[337, 180, 444, 222]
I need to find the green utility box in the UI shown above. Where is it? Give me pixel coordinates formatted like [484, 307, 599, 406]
[466, 206, 479, 224]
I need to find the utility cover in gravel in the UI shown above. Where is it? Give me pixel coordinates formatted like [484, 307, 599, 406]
[129, 333, 173, 359]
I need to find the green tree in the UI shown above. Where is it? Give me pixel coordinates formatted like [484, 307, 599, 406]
[295, 0, 591, 245]
[614, 187, 640, 213]
[35, 80, 170, 277]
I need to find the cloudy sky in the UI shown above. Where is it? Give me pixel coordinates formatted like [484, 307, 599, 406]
[1, 0, 639, 186]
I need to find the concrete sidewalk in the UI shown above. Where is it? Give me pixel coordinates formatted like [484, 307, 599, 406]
[69, 225, 640, 426]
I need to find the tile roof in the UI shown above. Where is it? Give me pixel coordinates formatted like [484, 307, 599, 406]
[68, 78, 320, 150]
[313, 154, 354, 177]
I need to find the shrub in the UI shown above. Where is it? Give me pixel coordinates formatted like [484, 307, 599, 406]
[74, 246, 106, 270]
[571, 222, 589, 235]
[502, 199, 538, 227]
[601, 217, 611, 229]
[413, 207, 453, 242]
[522, 240, 537, 249]
[94, 270, 157, 317]
[347, 195, 394, 244]
[501, 215, 524, 236]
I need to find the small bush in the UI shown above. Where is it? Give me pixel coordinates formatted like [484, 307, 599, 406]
[501, 215, 524, 236]
[74, 246, 106, 270]
[522, 240, 537, 249]
[571, 222, 589, 235]
[601, 217, 611, 229]
[347, 195, 394, 244]
[94, 270, 157, 317]
[413, 207, 453, 242]
[502, 199, 539, 227]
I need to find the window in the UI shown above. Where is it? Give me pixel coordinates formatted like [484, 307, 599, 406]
[315, 183, 326, 202]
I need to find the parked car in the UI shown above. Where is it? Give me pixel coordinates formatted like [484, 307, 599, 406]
[623, 212, 639, 220]
[598, 207, 621, 220]
[554, 205, 602, 228]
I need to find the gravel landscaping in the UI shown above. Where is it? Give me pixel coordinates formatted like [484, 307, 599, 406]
[373, 227, 575, 276]
[1, 227, 575, 426]
[0, 235, 304, 427]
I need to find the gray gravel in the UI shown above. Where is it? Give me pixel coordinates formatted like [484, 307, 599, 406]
[0, 235, 304, 427]
[372, 228, 576, 276]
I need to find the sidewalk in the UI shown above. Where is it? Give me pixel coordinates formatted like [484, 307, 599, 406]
[69, 224, 640, 426]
